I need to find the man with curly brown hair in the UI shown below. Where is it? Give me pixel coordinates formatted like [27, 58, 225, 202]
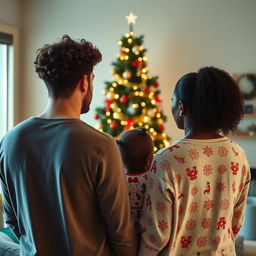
[0, 35, 137, 256]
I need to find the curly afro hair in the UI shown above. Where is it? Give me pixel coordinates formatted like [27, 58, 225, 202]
[174, 66, 244, 134]
[34, 35, 102, 98]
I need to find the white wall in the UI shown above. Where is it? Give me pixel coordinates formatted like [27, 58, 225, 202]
[0, 0, 21, 126]
[0, 0, 21, 27]
[19, 0, 256, 166]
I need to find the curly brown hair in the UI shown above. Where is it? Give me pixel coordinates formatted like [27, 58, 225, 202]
[174, 67, 244, 134]
[34, 35, 102, 97]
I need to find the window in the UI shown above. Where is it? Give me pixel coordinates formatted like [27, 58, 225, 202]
[0, 31, 14, 139]
[0, 29, 15, 227]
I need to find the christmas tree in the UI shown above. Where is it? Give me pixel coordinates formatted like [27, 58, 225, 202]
[94, 13, 170, 152]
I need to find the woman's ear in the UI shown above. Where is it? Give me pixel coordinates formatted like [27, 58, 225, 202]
[178, 100, 186, 116]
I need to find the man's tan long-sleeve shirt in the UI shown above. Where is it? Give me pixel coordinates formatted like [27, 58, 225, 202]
[0, 117, 137, 256]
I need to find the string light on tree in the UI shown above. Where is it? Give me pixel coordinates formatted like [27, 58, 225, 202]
[94, 13, 170, 151]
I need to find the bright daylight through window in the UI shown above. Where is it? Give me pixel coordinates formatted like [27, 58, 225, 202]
[0, 32, 13, 139]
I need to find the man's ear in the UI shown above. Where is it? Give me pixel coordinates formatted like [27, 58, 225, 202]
[79, 74, 89, 94]
[178, 100, 186, 116]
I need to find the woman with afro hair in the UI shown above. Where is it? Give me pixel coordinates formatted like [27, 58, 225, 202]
[139, 67, 251, 256]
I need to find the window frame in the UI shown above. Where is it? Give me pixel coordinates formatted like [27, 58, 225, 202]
[0, 24, 19, 135]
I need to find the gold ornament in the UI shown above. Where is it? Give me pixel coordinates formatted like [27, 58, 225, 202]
[157, 119, 164, 125]
[147, 109, 154, 117]
[106, 92, 114, 99]
[123, 71, 131, 79]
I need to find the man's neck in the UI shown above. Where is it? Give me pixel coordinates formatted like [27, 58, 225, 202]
[38, 97, 81, 119]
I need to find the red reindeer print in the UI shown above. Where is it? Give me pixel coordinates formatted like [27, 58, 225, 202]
[168, 144, 180, 152]
[180, 236, 192, 248]
[150, 160, 157, 173]
[146, 195, 152, 210]
[204, 182, 211, 195]
[231, 162, 239, 175]
[232, 225, 241, 234]
[186, 166, 198, 180]
[232, 147, 238, 156]
[178, 192, 185, 200]
[174, 155, 185, 164]
[217, 217, 226, 230]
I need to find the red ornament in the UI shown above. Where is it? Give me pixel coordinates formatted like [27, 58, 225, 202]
[120, 95, 128, 104]
[131, 60, 140, 68]
[125, 117, 134, 130]
[120, 49, 126, 55]
[94, 114, 99, 120]
[153, 81, 159, 88]
[159, 124, 164, 132]
[105, 99, 113, 112]
[110, 121, 118, 130]
[154, 96, 162, 103]
[144, 87, 150, 94]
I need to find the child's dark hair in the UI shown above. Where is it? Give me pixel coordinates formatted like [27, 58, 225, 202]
[34, 34, 102, 98]
[116, 128, 147, 146]
[117, 128, 154, 173]
[174, 66, 243, 134]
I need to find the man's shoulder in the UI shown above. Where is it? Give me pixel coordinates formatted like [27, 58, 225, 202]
[78, 121, 114, 144]
[2, 118, 34, 140]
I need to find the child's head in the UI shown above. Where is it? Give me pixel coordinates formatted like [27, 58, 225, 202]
[117, 128, 154, 174]
[171, 66, 243, 134]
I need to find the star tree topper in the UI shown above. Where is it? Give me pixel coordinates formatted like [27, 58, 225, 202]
[126, 12, 138, 31]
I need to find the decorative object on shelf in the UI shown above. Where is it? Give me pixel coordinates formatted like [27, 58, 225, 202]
[233, 73, 256, 100]
[248, 123, 256, 136]
[243, 104, 254, 114]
